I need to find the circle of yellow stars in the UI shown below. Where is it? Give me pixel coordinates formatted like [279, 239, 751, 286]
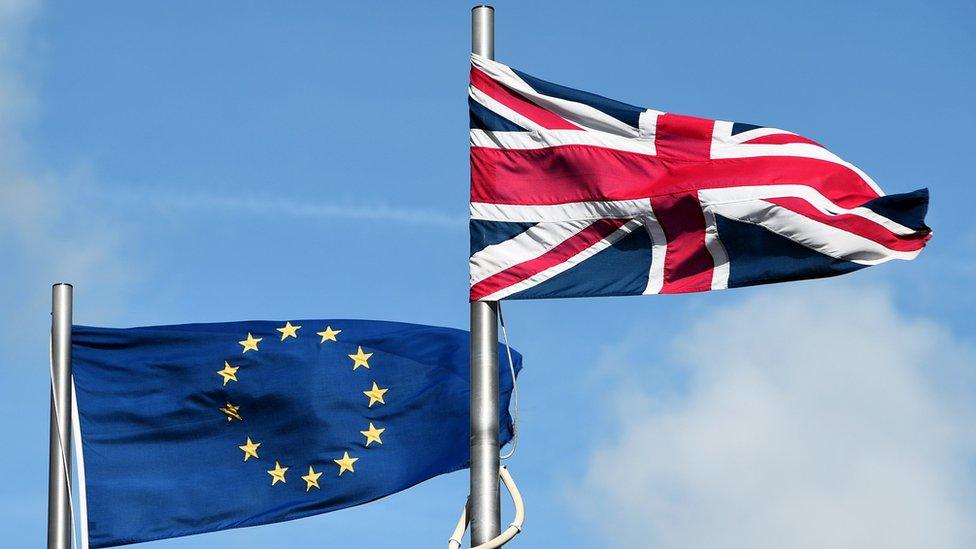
[218, 322, 389, 493]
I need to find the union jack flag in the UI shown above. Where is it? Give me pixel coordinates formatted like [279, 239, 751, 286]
[469, 54, 931, 301]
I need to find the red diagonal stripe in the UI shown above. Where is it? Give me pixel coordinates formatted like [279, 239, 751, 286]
[742, 134, 822, 147]
[469, 218, 628, 301]
[765, 197, 931, 252]
[470, 67, 580, 131]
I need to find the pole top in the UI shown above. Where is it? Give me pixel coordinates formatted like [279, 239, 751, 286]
[472, 5, 494, 11]
[52, 282, 73, 288]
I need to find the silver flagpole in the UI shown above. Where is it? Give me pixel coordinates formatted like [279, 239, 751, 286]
[48, 283, 73, 549]
[470, 5, 501, 547]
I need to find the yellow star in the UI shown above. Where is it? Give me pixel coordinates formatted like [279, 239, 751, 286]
[239, 437, 261, 461]
[333, 452, 358, 476]
[363, 382, 388, 407]
[316, 325, 341, 343]
[217, 361, 239, 386]
[239, 332, 262, 353]
[220, 402, 242, 422]
[348, 346, 373, 370]
[267, 461, 288, 485]
[360, 422, 385, 447]
[302, 466, 322, 492]
[276, 321, 301, 341]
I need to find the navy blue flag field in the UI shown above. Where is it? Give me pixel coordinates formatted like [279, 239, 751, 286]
[71, 319, 520, 548]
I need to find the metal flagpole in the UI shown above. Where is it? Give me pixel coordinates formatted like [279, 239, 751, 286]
[48, 283, 73, 549]
[470, 5, 501, 547]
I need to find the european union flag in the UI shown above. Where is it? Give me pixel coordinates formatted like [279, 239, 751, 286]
[71, 319, 520, 547]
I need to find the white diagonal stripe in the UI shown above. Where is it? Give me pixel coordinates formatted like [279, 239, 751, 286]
[711, 199, 922, 264]
[469, 84, 545, 133]
[697, 184, 917, 236]
[472, 53, 641, 138]
[470, 219, 595, 285]
[480, 218, 646, 301]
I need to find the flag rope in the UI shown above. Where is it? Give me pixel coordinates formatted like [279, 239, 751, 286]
[498, 302, 519, 461]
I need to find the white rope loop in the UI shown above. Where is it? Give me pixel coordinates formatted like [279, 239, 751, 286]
[448, 466, 525, 549]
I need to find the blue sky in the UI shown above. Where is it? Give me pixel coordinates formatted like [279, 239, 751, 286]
[2, 1, 975, 547]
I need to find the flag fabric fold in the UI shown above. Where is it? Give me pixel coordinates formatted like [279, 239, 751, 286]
[469, 54, 931, 301]
[72, 319, 520, 548]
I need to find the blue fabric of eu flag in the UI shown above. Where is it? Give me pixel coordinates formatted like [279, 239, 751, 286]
[71, 319, 521, 548]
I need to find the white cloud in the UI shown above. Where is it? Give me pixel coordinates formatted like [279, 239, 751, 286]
[0, 0, 460, 339]
[574, 286, 976, 549]
[0, 0, 38, 156]
[0, 0, 134, 335]
[104, 186, 465, 229]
